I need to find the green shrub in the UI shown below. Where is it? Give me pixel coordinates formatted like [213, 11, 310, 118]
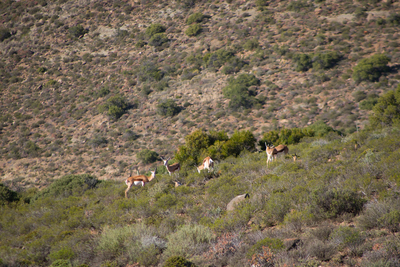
[378, 210, 400, 234]
[244, 39, 259, 51]
[37, 67, 47, 73]
[68, 25, 88, 38]
[387, 12, 400, 25]
[137, 149, 159, 164]
[49, 259, 72, 267]
[149, 33, 169, 46]
[89, 135, 108, 148]
[185, 23, 202, 37]
[222, 130, 257, 157]
[293, 53, 312, 72]
[222, 74, 260, 109]
[369, 85, 400, 128]
[330, 226, 365, 253]
[186, 12, 204, 24]
[146, 23, 166, 37]
[164, 256, 196, 267]
[352, 54, 390, 84]
[0, 28, 11, 42]
[204, 49, 235, 71]
[98, 95, 129, 120]
[0, 183, 19, 205]
[312, 188, 366, 219]
[359, 94, 379, 110]
[49, 247, 75, 262]
[246, 237, 285, 258]
[33, 174, 99, 200]
[164, 224, 214, 258]
[287, 0, 311, 11]
[157, 99, 182, 117]
[312, 51, 341, 70]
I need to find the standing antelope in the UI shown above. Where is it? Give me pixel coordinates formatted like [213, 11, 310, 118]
[125, 169, 156, 198]
[197, 156, 214, 173]
[160, 156, 180, 176]
[265, 142, 289, 166]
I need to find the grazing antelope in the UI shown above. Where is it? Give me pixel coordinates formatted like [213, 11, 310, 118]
[125, 169, 156, 198]
[197, 156, 214, 173]
[160, 156, 180, 176]
[265, 142, 289, 166]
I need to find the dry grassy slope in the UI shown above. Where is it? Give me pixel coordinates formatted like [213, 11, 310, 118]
[0, 0, 399, 188]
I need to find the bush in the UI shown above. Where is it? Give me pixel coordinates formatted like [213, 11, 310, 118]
[98, 95, 129, 120]
[246, 238, 285, 259]
[244, 39, 259, 51]
[49, 260, 72, 267]
[137, 149, 159, 164]
[312, 51, 341, 70]
[149, 33, 169, 46]
[186, 12, 204, 24]
[369, 85, 400, 128]
[68, 25, 88, 38]
[222, 130, 257, 157]
[157, 99, 182, 117]
[33, 174, 99, 200]
[164, 224, 214, 258]
[312, 188, 366, 219]
[0, 28, 11, 42]
[185, 23, 202, 37]
[293, 53, 312, 72]
[0, 183, 19, 205]
[222, 74, 260, 109]
[146, 23, 166, 37]
[164, 256, 196, 267]
[352, 54, 390, 84]
[359, 94, 379, 110]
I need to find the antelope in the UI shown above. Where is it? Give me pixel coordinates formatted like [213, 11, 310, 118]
[174, 180, 182, 187]
[265, 142, 289, 166]
[160, 156, 180, 176]
[292, 153, 300, 162]
[125, 169, 156, 198]
[197, 156, 214, 173]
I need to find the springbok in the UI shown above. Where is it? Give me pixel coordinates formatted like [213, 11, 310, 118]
[125, 169, 156, 198]
[197, 156, 214, 173]
[160, 156, 180, 176]
[265, 142, 289, 166]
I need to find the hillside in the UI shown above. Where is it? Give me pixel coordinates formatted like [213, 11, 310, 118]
[1, 0, 400, 266]
[1, 0, 400, 185]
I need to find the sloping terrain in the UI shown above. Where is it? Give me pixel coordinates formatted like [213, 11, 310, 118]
[0, 0, 399, 185]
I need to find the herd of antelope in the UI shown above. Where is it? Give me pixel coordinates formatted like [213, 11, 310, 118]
[125, 143, 295, 198]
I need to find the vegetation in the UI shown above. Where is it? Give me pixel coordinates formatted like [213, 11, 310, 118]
[352, 54, 391, 84]
[1, 0, 400, 266]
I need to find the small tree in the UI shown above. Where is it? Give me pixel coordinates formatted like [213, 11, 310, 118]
[352, 54, 390, 84]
